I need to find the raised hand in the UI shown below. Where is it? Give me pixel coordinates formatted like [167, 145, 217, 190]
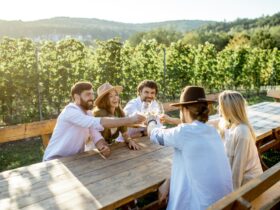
[130, 113, 146, 124]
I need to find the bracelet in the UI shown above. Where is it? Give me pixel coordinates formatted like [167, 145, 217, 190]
[148, 119, 157, 125]
[125, 138, 133, 144]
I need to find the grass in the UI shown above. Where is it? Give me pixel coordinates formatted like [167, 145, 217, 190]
[0, 94, 278, 172]
[0, 138, 44, 172]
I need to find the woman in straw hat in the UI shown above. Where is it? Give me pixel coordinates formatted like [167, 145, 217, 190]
[92, 82, 140, 150]
[147, 86, 233, 210]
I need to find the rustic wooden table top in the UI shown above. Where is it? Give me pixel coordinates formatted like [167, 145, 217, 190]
[0, 138, 172, 210]
[1, 102, 279, 210]
[247, 102, 280, 140]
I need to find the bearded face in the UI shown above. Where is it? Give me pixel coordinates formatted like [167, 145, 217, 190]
[80, 97, 94, 110]
[139, 87, 156, 102]
[76, 89, 95, 110]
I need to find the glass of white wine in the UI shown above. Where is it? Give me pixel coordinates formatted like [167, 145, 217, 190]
[149, 100, 164, 116]
[141, 101, 151, 116]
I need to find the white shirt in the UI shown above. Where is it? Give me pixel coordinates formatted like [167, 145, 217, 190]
[124, 96, 160, 136]
[224, 124, 263, 189]
[43, 103, 104, 161]
[150, 121, 233, 210]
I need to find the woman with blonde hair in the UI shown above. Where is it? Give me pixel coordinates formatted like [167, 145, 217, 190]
[218, 90, 263, 189]
[92, 82, 140, 150]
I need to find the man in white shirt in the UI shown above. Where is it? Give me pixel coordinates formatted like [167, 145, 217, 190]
[124, 80, 160, 138]
[43, 81, 145, 161]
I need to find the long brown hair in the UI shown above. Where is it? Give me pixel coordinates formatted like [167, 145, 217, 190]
[97, 91, 125, 117]
[182, 102, 209, 123]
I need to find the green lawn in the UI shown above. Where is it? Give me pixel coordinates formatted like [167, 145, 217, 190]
[0, 138, 44, 172]
[0, 94, 278, 172]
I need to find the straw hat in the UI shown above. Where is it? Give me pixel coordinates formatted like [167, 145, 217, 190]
[170, 86, 215, 107]
[94, 82, 123, 106]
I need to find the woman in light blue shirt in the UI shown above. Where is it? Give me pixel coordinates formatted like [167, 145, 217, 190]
[147, 86, 233, 210]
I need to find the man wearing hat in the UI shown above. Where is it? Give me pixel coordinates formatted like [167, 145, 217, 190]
[43, 81, 145, 161]
[147, 86, 233, 210]
[124, 80, 160, 138]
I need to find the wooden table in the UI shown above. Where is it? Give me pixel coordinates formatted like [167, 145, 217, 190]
[0, 138, 172, 210]
[1, 102, 280, 210]
[209, 102, 280, 141]
[247, 102, 280, 141]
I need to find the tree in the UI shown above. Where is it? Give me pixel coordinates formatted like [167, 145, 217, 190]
[128, 28, 183, 47]
[251, 29, 276, 49]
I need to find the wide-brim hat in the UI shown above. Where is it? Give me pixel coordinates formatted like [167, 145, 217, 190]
[94, 82, 123, 106]
[170, 86, 215, 107]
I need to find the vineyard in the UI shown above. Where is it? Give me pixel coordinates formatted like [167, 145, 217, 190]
[1, 37, 280, 125]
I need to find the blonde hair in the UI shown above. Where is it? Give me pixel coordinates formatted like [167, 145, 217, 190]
[218, 90, 256, 140]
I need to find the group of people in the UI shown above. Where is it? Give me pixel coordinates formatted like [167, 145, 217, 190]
[43, 79, 263, 210]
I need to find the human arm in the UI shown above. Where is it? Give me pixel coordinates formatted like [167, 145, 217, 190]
[100, 113, 145, 128]
[90, 127, 111, 157]
[95, 139, 111, 158]
[159, 114, 181, 125]
[122, 132, 140, 150]
[230, 126, 252, 189]
[62, 105, 103, 130]
[147, 115, 181, 148]
[207, 118, 220, 129]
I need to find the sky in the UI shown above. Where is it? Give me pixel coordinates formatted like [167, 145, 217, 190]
[0, 0, 279, 23]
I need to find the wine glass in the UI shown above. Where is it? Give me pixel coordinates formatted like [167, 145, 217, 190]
[141, 101, 151, 117]
[147, 100, 164, 126]
[149, 100, 165, 116]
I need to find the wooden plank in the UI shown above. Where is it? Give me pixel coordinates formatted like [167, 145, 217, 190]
[207, 162, 280, 210]
[86, 156, 171, 209]
[0, 138, 157, 182]
[0, 164, 101, 210]
[247, 102, 280, 141]
[258, 139, 280, 153]
[0, 119, 56, 143]
[251, 181, 280, 210]
[42, 134, 51, 148]
[233, 197, 251, 210]
[206, 93, 219, 101]
[0, 138, 173, 209]
[267, 89, 280, 100]
[0, 137, 142, 180]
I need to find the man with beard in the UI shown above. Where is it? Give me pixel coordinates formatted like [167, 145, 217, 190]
[43, 81, 145, 161]
[124, 80, 160, 138]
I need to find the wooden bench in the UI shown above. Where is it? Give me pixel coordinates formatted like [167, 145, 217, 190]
[208, 162, 280, 210]
[0, 119, 56, 147]
[267, 90, 280, 101]
[257, 127, 280, 170]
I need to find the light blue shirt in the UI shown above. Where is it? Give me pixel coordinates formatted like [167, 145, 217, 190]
[151, 121, 233, 210]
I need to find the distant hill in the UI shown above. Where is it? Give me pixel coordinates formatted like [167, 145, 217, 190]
[0, 17, 215, 41]
[199, 12, 280, 32]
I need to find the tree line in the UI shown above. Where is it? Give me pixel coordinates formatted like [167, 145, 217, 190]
[0, 37, 279, 125]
